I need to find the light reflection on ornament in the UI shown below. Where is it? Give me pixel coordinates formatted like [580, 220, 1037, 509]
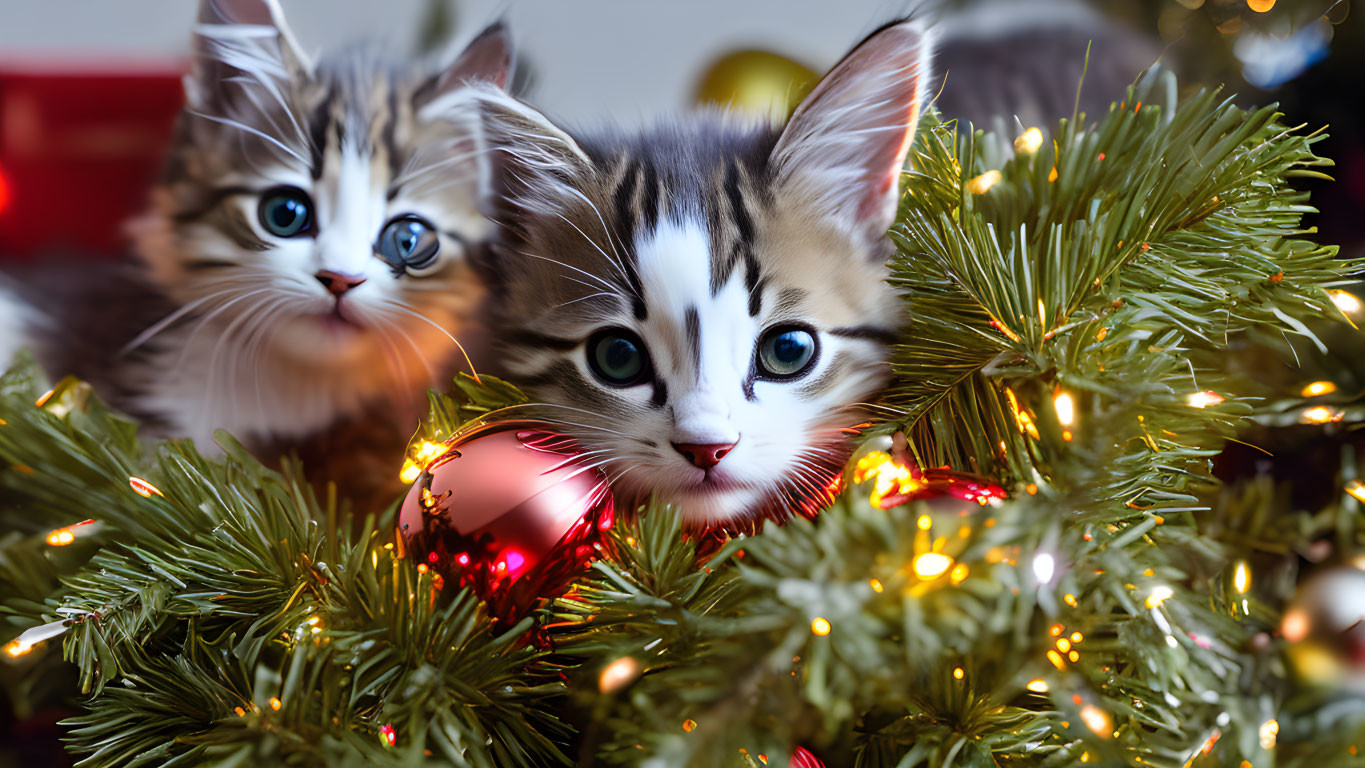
[399, 439, 449, 483]
[379, 723, 396, 747]
[810, 617, 832, 637]
[1233, 561, 1252, 594]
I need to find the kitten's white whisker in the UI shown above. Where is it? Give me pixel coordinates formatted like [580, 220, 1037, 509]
[122, 288, 242, 354]
[188, 110, 308, 167]
[373, 299, 479, 383]
[550, 210, 631, 287]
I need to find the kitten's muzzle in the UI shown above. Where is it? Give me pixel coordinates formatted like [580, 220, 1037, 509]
[315, 270, 367, 297]
[671, 441, 738, 470]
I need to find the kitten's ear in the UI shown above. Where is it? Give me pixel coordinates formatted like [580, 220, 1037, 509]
[468, 87, 591, 212]
[186, 0, 312, 114]
[421, 22, 513, 103]
[771, 19, 935, 246]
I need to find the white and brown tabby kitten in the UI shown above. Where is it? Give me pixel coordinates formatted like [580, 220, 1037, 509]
[2, 0, 509, 457]
[469, 21, 933, 527]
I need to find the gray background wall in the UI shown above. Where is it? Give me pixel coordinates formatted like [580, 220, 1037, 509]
[0, 0, 912, 124]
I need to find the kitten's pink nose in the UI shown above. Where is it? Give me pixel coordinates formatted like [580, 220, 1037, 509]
[672, 441, 738, 470]
[315, 270, 366, 297]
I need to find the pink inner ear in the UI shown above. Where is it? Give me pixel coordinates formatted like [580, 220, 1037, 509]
[858, 99, 923, 224]
[772, 20, 932, 232]
[449, 26, 512, 90]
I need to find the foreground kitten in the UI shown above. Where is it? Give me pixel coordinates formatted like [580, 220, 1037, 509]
[2, 0, 508, 455]
[470, 21, 932, 526]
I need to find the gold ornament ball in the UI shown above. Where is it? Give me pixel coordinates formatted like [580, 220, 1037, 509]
[694, 49, 818, 118]
[1282, 565, 1365, 692]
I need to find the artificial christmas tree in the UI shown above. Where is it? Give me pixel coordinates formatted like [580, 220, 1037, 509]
[0, 69, 1359, 767]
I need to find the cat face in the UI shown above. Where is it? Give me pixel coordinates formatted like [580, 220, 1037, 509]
[473, 21, 933, 526]
[133, 0, 508, 382]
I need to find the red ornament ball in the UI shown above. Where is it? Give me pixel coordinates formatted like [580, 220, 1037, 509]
[398, 421, 615, 622]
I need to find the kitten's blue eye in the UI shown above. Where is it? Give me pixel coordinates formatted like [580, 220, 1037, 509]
[378, 216, 442, 276]
[587, 328, 650, 387]
[756, 325, 818, 379]
[257, 187, 312, 238]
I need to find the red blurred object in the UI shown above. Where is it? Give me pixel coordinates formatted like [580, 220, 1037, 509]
[0, 65, 183, 261]
[397, 421, 614, 624]
[790, 746, 826, 768]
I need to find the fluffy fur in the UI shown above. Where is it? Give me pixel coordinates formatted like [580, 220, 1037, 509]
[471, 20, 934, 526]
[9, 0, 511, 457]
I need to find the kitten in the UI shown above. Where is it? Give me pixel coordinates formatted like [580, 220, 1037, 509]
[468, 20, 933, 526]
[2, 0, 509, 457]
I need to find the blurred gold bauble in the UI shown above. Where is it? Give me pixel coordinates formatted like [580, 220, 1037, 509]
[1282, 565, 1365, 693]
[694, 49, 819, 118]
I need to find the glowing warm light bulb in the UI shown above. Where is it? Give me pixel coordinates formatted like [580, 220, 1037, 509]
[1301, 381, 1338, 397]
[46, 528, 75, 546]
[269, 697, 282, 711]
[1233, 561, 1251, 594]
[967, 169, 1002, 194]
[128, 477, 163, 498]
[1187, 390, 1224, 408]
[1053, 391, 1076, 426]
[682, 719, 697, 733]
[598, 656, 641, 693]
[1081, 705, 1113, 738]
[5, 639, 32, 657]
[1145, 585, 1174, 609]
[1346, 481, 1365, 503]
[1246, 0, 1275, 12]
[1259, 719, 1278, 749]
[1301, 406, 1343, 424]
[952, 667, 965, 680]
[810, 617, 832, 636]
[913, 552, 953, 579]
[868, 578, 884, 593]
[1281, 609, 1310, 643]
[1330, 289, 1362, 314]
[1014, 127, 1044, 154]
[1026, 679, 1049, 693]
[1033, 552, 1056, 584]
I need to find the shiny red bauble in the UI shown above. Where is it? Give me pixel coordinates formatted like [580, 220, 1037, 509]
[397, 421, 614, 623]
